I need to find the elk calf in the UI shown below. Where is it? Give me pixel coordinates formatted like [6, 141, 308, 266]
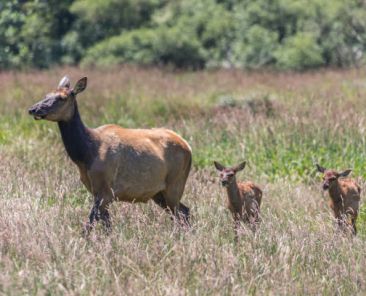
[214, 161, 262, 238]
[316, 164, 361, 235]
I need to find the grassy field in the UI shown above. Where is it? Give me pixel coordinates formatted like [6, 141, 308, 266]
[1, 67, 366, 295]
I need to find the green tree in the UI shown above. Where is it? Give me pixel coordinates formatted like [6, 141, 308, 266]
[83, 0, 232, 68]
[1, 0, 366, 70]
[275, 32, 324, 70]
[67, 0, 165, 63]
[0, 0, 73, 69]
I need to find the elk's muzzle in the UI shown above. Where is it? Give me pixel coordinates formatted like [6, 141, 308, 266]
[28, 105, 47, 120]
[28, 96, 56, 120]
[322, 183, 329, 190]
[221, 180, 229, 187]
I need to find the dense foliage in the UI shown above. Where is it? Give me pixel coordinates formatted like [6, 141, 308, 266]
[1, 0, 366, 70]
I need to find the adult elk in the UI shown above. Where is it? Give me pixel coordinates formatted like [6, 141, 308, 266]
[316, 164, 361, 235]
[28, 76, 192, 234]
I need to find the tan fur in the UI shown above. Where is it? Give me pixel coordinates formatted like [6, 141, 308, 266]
[214, 161, 262, 239]
[327, 178, 361, 234]
[226, 180, 262, 226]
[29, 76, 192, 233]
[316, 165, 361, 235]
[83, 125, 192, 205]
[75, 124, 192, 233]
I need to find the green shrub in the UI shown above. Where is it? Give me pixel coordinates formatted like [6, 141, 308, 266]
[152, 0, 234, 67]
[275, 33, 324, 70]
[82, 27, 205, 68]
[231, 25, 278, 68]
[82, 29, 156, 67]
[70, 0, 164, 37]
[1, 0, 366, 70]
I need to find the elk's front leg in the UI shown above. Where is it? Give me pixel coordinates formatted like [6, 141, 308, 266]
[88, 197, 111, 228]
[232, 212, 242, 242]
[84, 173, 114, 235]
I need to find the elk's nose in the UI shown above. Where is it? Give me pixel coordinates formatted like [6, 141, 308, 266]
[221, 180, 228, 187]
[323, 183, 329, 190]
[28, 105, 42, 115]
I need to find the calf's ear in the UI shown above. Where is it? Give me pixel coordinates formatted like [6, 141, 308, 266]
[338, 169, 352, 178]
[316, 164, 326, 173]
[233, 161, 246, 172]
[214, 161, 225, 172]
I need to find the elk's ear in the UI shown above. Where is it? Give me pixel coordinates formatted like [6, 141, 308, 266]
[58, 76, 71, 89]
[73, 77, 87, 95]
[338, 169, 352, 178]
[316, 164, 326, 173]
[214, 161, 225, 171]
[233, 161, 246, 172]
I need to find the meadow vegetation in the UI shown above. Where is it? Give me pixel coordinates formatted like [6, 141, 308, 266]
[2, 0, 366, 70]
[1, 67, 366, 294]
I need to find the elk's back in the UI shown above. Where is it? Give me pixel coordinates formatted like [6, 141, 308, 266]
[238, 181, 262, 207]
[91, 125, 192, 202]
[337, 178, 361, 216]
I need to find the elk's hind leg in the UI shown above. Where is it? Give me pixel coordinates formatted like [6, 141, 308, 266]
[162, 186, 190, 227]
[348, 214, 357, 235]
[250, 200, 261, 232]
[346, 207, 358, 236]
[153, 192, 173, 216]
[177, 202, 190, 226]
[153, 193, 190, 226]
[352, 218, 357, 235]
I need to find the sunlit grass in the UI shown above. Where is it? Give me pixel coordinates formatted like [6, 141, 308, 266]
[0, 67, 366, 294]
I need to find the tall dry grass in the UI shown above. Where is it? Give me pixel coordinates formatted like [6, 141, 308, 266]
[1, 66, 366, 294]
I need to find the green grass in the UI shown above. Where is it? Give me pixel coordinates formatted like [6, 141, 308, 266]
[0, 67, 366, 294]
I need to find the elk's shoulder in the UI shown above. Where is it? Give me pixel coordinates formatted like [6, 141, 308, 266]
[338, 178, 361, 196]
[237, 181, 255, 192]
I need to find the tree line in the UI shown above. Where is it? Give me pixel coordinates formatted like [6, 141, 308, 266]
[1, 0, 366, 70]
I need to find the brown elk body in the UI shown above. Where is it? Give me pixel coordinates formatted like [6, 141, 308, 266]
[316, 164, 361, 235]
[214, 161, 262, 238]
[28, 76, 192, 233]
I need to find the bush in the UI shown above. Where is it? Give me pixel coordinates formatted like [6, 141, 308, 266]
[151, 0, 234, 67]
[82, 29, 156, 67]
[231, 25, 278, 69]
[0, 0, 73, 69]
[1, 0, 366, 70]
[82, 27, 205, 68]
[275, 33, 324, 70]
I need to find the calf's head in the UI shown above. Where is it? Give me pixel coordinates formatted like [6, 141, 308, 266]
[316, 164, 352, 190]
[28, 76, 87, 122]
[214, 161, 246, 187]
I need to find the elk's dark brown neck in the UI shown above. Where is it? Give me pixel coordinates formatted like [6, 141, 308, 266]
[226, 178, 242, 210]
[328, 181, 342, 203]
[58, 101, 97, 168]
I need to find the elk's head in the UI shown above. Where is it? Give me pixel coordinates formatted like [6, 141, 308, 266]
[214, 161, 246, 187]
[28, 76, 87, 122]
[316, 164, 352, 191]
